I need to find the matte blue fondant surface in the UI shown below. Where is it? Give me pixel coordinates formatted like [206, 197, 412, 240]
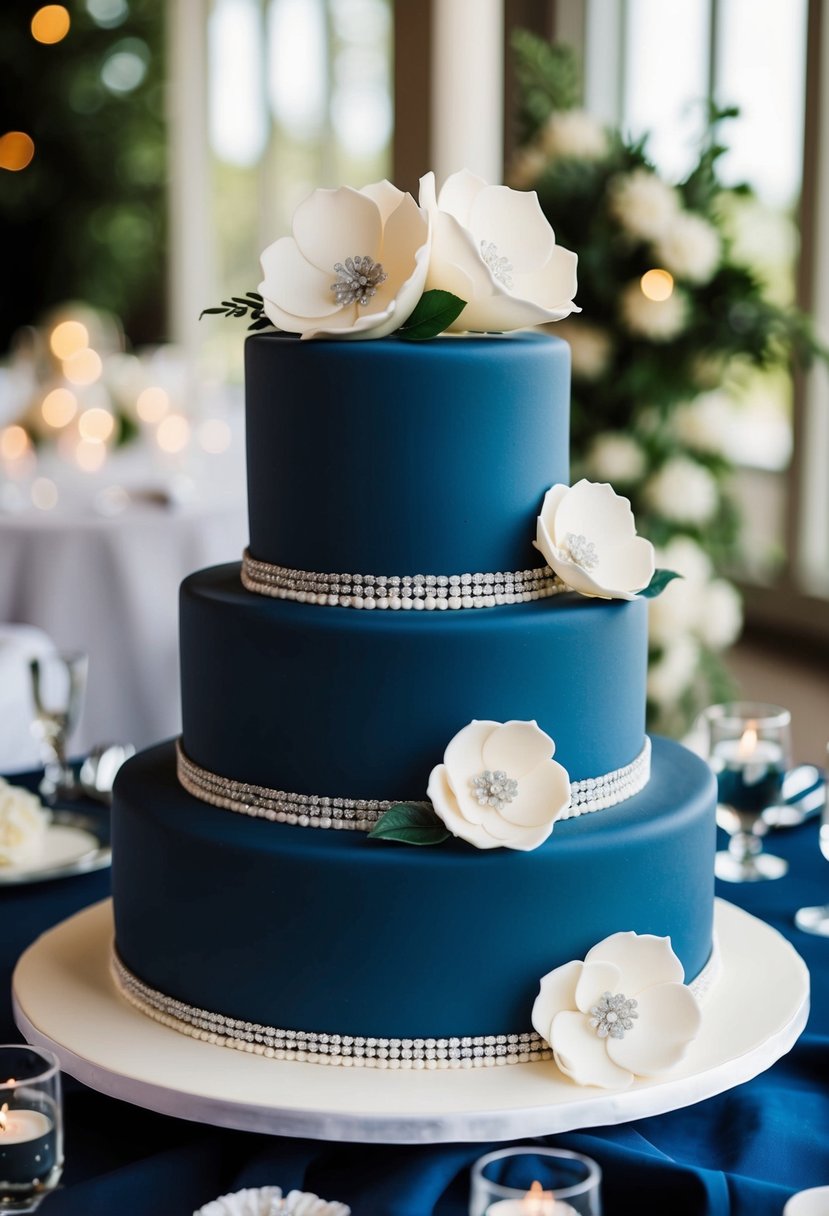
[179, 564, 648, 795]
[245, 332, 570, 575]
[112, 737, 716, 1041]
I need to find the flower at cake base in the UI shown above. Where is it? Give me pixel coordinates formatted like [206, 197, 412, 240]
[426, 720, 570, 851]
[419, 169, 578, 332]
[0, 779, 50, 867]
[194, 1186, 350, 1216]
[534, 479, 655, 600]
[532, 932, 702, 1089]
[258, 181, 430, 340]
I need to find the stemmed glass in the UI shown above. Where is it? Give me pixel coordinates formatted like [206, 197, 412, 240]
[29, 652, 88, 803]
[795, 744, 829, 936]
[702, 701, 792, 882]
[0, 1046, 63, 1213]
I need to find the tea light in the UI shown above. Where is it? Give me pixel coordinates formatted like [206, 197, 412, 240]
[0, 1099, 56, 1186]
[712, 722, 786, 814]
[487, 1179, 578, 1214]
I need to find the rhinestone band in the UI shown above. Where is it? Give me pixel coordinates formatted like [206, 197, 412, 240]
[111, 952, 551, 1069]
[111, 940, 719, 1071]
[241, 549, 562, 611]
[177, 738, 651, 831]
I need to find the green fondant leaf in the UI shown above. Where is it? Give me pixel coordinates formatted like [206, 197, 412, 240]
[200, 291, 271, 331]
[398, 290, 467, 341]
[639, 568, 683, 599]
[367, 801, 451, 846]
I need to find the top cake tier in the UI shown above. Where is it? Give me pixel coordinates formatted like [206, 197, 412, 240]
[245, 330, 569, 576]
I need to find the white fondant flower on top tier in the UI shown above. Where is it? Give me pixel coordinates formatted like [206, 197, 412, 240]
[259, 182, 430, 340]
[426, 720, 570, 851]
[194, 1187, 350, 1216]
[534, 479, 655, 600]
[0, 779, 50, 867]
[532, 932, 702, 1090]
[419, 170, 579, 332]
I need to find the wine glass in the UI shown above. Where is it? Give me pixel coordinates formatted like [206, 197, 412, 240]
[29, 652, 88, 803]
[795, 745, 829, 936]
[702, 701, 792, 882]
[0, 1046, 63, 1213]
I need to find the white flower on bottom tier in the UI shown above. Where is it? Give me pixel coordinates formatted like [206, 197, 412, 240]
[194, 1187, 350, 1216]
[259, 181, 430, 340]
[426, 720, 570, 851]
[534, 479, 655, 600]
[0, 779, 50, 866]
[532, 932, 702, 1090]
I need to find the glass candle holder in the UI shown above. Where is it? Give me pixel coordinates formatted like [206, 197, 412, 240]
[0, 1046, 63, 1213]
[469, 1147, 602, 1216]
[702, 701, 792, 882]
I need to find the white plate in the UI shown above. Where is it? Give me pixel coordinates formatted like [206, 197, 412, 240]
[12, 898, 809, 1144]
[0, 814, 109, 885]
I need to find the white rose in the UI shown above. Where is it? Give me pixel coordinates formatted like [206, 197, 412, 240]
[540, 109, 609, 161]
[656, 536, 713, 586]
[259, 181, 430, 340]
[674, 391, 734, 454]
[654, 212, 721, 284]
[697, 578, 743, 650]
[426, 720, 570, 852]
[644, 457, 719, 524]
[585, 432, 646, 484]
[648, 578, 700, 647]
[0, 779, 51, 866]
[508, 146, 548, 190]
[534, 479, 655, 600]
[419, 170, 579, 333]
[619, 280, 688, 342]
[532, 932, 701, 1090]
[647, 635, 701, 706]
[609, 168, 680, 241]
[555, 320, 613, 381]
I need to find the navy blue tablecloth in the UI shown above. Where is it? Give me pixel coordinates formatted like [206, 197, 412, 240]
[3, 778, 827, 1216]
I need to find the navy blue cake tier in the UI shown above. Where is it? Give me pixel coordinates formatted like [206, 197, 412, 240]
[245, 331, 570, 575]
[112, 737, 716, 1042]
[179, 564, 648, 797]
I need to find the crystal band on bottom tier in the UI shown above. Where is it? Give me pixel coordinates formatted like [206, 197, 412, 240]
[176, 738, 652, 830]
[111, 941, 718, 1070]
[241, 548, 563, 610]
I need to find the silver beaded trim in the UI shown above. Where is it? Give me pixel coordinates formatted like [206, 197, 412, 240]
[111, 939, 719, 1071]
[176, 738, 652, 831]
[241, 549, 563, 610]
[111, 951, 552, 1069]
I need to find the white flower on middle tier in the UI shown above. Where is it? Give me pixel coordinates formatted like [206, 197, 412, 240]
[534, 480, 655, 600]
[259, 181, 430, 340]
[427, 720, 571, 851]
[419, 170, 579, 332]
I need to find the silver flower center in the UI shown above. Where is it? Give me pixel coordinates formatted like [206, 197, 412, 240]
[589, 991, 639, 1040]
[331, 255, 387, 306]
[559, 532, 599, 570]
[480, 240, 513, 289]
[471, 769, 519, 811]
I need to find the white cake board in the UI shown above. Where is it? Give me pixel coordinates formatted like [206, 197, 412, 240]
[13, 899, 808, 1145]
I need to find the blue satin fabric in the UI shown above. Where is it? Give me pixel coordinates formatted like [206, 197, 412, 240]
[3, 771, 828, 1216]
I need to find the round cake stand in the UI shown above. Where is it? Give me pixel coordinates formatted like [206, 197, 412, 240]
[13, 899, 808, 1145]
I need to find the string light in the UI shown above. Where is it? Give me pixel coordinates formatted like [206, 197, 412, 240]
[63, 348, 103, 385]
[640, 269, 674, 301]
[136, 386, 170, 422]
[49, 320, 88, 360]
[75, 439, 107, 471]
[0, 426, 29, 460]
[156, 414, 190, 453]
[31, 5, 71, 43]
[78, 407, 115, 442]
[41, 387, 78, 428]
[0, 132, 35, 171]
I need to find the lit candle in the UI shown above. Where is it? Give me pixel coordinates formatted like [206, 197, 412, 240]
[712, 722, 786, 814]
[487, 1179, 579, 1216]
[0, 1096, 56, 1186]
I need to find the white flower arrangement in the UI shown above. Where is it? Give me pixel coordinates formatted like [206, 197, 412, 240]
[584, 432, 646, 484]
[0, 779, 50, 867]
[426, 719, 571, 851]
[534, 479, 655, 600]
[539, 109, 609, 161]
[608, 168, 680, 241]
[553, 320, 613, 381]
[194, 1188, 350, 1216]
[646, 635, 701, 706]
[619, 280, 688, 342]
[531, 931, 702, 1090]
[654, 212, 721, 285]
[644, 457, 719, 525]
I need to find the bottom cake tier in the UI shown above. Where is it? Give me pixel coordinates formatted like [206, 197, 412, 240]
[111, 737, 716, 1062]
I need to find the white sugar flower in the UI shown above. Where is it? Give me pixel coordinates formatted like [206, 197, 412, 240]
[0, 779, 50, 867]
[532, 932, 701, 1090]
[534, 479, 655, 600]
[645, 457, 718, 524]
[585, 432, 646, 484]
[697, 578, 743, 650]
[619, 280, 688, 342]
[419, 169, 578, 332]
[654, 212, 721, 284]
[427, 720, 570, 851]
[540, 110, 609, 161]
[259, 181, 430, 340]
[555, 320, 613, 381]
[647, 635, 701, 706]
[194, 1188, 350, 1216]
[609, 169, 680, 241]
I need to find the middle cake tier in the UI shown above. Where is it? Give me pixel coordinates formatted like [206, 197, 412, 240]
[180, 564, 648, 800]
